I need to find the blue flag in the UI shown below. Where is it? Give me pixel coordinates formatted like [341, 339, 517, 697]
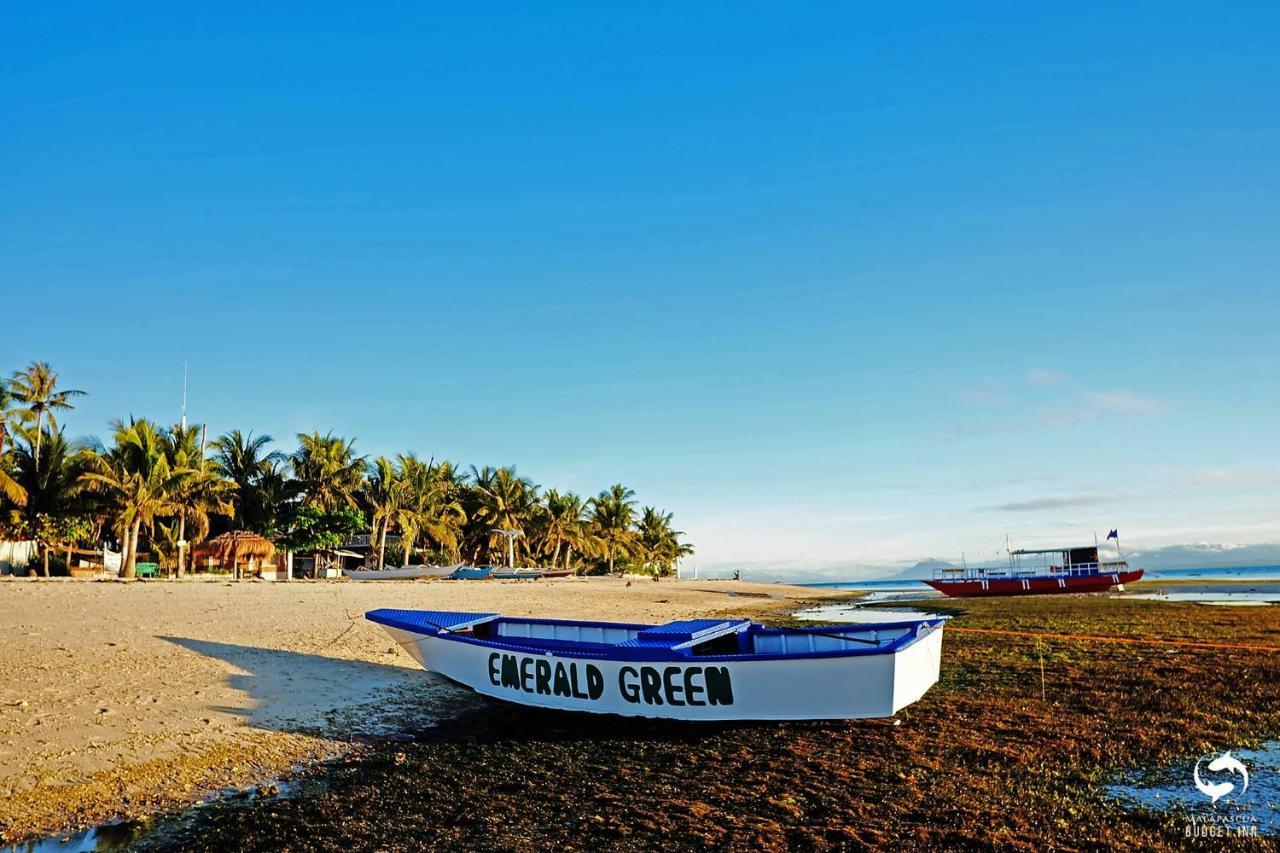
[1106, 529, 1119, 540]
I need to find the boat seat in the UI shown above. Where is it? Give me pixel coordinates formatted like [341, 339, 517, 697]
[613, 619, 752, 657]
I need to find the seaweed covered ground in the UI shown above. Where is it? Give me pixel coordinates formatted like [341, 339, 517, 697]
[140, 595, 1280, 851]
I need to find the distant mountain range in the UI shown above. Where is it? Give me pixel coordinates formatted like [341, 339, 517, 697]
[1122, 542, 1280, 570]
[895, 559, 956, 579]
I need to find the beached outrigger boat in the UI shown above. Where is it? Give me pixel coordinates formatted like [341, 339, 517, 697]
[366, 609, 946, 720]
[925, 543, 1143, 598]
[344, 564, 461, 581]
[490, 567, 543, 580]
[450, 566, 494, 580]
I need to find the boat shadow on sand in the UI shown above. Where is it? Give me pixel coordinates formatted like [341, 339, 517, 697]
[159, 636, 482, 737]
[160, 634, 812, 745]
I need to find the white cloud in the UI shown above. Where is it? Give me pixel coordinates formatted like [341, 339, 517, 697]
[1027, 368, 1071, 386]
[1038, 389, 1169, 427]
[981, 493, 1129, 512]
[958, 377, 1012, 407]
[1080, 390, 1168, 416]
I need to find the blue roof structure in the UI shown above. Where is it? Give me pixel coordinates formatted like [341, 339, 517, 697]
[366, 609, 499, 634]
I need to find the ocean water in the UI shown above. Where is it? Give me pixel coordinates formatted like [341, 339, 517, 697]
[1144, 565, 1280, 582]
[802, 564, 1280, 589]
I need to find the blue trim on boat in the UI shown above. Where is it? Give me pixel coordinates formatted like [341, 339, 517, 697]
[366, 609, 946, 663]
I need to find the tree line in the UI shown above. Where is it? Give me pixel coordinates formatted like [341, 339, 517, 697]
[0, 361, 693, 578]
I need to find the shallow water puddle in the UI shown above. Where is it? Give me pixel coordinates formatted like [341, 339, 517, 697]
[794, 603, 939, 623]
[1106, 741, 1280, 837]
[1, 778, 317, 853]
[2, 820, 151, 852]
[1123, 591, 1280, 605]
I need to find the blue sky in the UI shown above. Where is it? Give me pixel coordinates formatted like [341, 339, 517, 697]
[3, 2, 1278, 578]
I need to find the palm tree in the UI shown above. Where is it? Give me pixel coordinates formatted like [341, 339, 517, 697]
[591, 483, 637, 575]
[211, 430, 287, 532]
[7, 427, 93, 575]
[252, 459, 300, 535]
[635, 506, 694, 576]
[164, 424, 233, 576]
[292, 432, 365, 511]
[395, 456, 465, 566]
[0, 378, 26, 507]
[9, 362, 85, 469]
[365, 456, 402, 569]
[469, 465, 538, 566]
[537, 489, 589, 570]
[81, 419, 189, 578]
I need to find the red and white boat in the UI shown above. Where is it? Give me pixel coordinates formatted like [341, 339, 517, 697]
[924, 544, 1143, 598]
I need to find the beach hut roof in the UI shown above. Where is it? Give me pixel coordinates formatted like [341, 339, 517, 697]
[207, 530, 276, 564]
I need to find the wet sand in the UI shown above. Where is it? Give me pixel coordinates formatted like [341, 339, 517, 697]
[0, 576, 845, 845]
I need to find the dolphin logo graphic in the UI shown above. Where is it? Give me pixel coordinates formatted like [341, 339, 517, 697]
[1193, 751, 1249, 804]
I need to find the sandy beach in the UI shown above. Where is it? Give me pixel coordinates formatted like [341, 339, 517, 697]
[0, 576, 845, 844]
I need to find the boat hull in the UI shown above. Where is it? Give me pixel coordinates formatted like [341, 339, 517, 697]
[491, 569, 543, 580]
[373, 621, 945, 721]
[344, 565, 457, 580]
[450, 567, 494, 580]
[924, 569, 1144, 598]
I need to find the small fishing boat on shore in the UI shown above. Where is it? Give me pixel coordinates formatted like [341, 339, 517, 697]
[344, 564, 461, 581]
[450, 566, 495, 580]
[366, 609, 946, 720]
[491, 567, 544, 580]
[925, 540, 1143, 598]
[540, 569, 574, 578]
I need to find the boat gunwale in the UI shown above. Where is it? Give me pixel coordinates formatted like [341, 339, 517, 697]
[366, 610, 947, 663]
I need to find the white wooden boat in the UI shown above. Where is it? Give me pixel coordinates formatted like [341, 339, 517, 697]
[490, 567, 544, 580]
[366, 609, 946, 720]
[343, 564, 461, 581]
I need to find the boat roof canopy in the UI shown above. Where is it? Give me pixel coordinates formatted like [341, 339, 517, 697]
[1010, 546, 1098, 555]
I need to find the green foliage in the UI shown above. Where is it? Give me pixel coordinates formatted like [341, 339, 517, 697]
[591, 483, 638, 574]
[211, 430, 294, 533]
[2, 427, 96, 545]
[292, 432, 365, 511]
[279, 505, 366, 553]
[8, 361, 86, 467]
[2, 361, 695, 576]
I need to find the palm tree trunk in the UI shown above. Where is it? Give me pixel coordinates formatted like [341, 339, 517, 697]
[123, 519, 141, 578]
[33, 411, 43, 471]
[41, 543, 50, 577]
[402, 532, 414, 568]
[551, 542, 561, 570]
[377, 520, 388, 570]
[176, 509, 187, 578]
[119, 527, 134, 578]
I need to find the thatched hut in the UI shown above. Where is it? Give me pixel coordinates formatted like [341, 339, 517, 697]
[205, 531, 277, 580]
